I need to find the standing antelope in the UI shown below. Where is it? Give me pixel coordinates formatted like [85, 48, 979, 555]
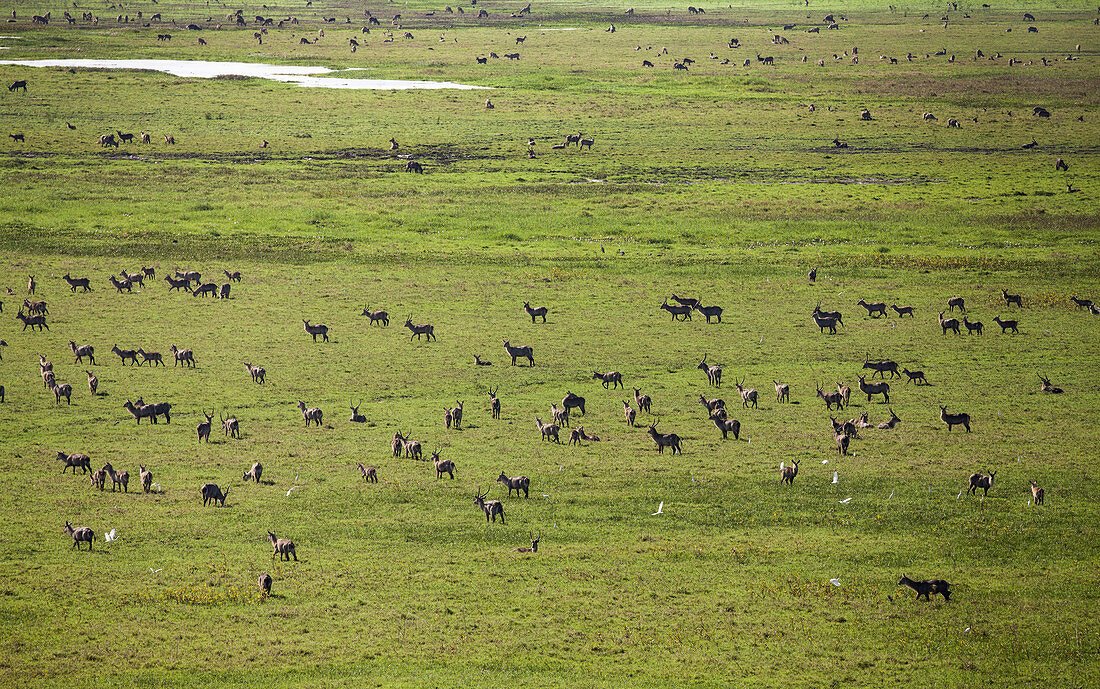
[452, 401, 464, 429]
[781, 459, 800, 485]
[890, 304, 915, 318]
[403, 316, 436, 341]
[710, 413, 740, 440]
[112, 345, 140, 366]
[523, 301, 548, 323]
[622, 400, 636, 426]
[816, 385, 844, 410]
[56, 451, 91, 474]
[947, 296, 965, 312]
[1030, 481, 1044, 505]
[773, 381, 790, 403]
[361, 307, 389, 326]
[223, 269, 242, 282]
[503, 340, 534, 366]
[474, 487, 505, 524]
[488, 387, 501, 418]
[940, 406, 971, 432]
[197, 410, 213, 442]
[201, 483, 229, 507]
[938, 312, 961, 335]
[52, 381, 73, 405]
[302, 320, 329, 342]
[646, 420, 682, 454]
[431, 450, 455, 479]
[536, 417, 560, 443]
[1070, 295, 1093, 310]
[297, 401, 323, 427]
[967, 469, 996, 496]
[497, 472, 529, 497]
[660, 298, 692, 321]
[698, 395, 725, 414]
[169, 344, 195, 367]
[1001, 289, 1022, 308]
[693, 303, 723, 323]
[27, 275, 36, 294]
[551, 403, 570, 428]
[962, 317, 983, 335]
[897, 575, 951, 602]
[63, 522, 95, 551]
[698, 354, 722, 387]
[592, 370, 623, 389]
[357, 463, 378, 482]
[811, 312, 839, 334]
[856, 299, 888, 318]
[834, 431, 850, 456]
[562, 391, 586, 416]
[140, 464, 152, 492]
[63, 273, 92, 292]
[137, 349, 164, 367]
[245, 362, 266, 383]
[992, 316, 1019, 334]
[402, 432, 423, 461]
[68, 341, 96, 365]
[856, 375, 890, 403]
[862, 359, 900, 379]
[735, 378, 758, 408]
[632, 387, 651, 414]
[901, 368, 928, 385]
[268, 531, 297, 561]
[222, 412, 240, 439]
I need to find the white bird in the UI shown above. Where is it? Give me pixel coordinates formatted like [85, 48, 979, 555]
[104, 529, 117, 542]
[151, 483, 162, 491]
[559, 465, 563, 472]
[780, 461, 785, 471]
[888, 491, 894, 499]
[833, 471, 839, 484]
[541, 493, 550, 498]
[149, 567, 162, 574]
[286, 486, 299, 497]
[839, 497, 852, 504]
[957, 490, 963, 500]
[652, 502, 664, 515]
[822, 459, 829, 464]
[691, 472, 696, 484]
[829, 578, 841, 587]
[838, 290, 845, 295]
[295, 469, 300, 481]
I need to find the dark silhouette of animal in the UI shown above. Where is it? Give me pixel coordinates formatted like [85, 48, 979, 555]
[897, 575, 951, 602]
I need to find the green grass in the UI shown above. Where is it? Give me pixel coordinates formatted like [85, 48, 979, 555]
[0, 3, 1099, 687]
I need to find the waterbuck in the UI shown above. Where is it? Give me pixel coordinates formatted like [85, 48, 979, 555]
[245, 362, 266, 384]
[593, 370, 623, 389]
[357, 463, 378, 482]
[646, 420, 682, 454]
[402, 432, 423, 461]
[169, 345, 195, 367]
[164, 275, 190, 292]
[1001, 289, 1023, 308]
[63, 522, 95, 551]
[431, 450, 455, 479]
[1038, 374, 1063, 394]
[135, 398, 171, 424]
[811, 312, 838, 334]
[562, 391, 586, 416]
[52, 381, 73, 405]
[569, 426, 601, 445]
[1030, 481, 1044, 505]
[523, 301, 548, 323]
[56, 451, 91, 474]
[947, 296, 965, 313]
[403, 316, 436, 341]
[513, 533, 542, 553]
[780, 459, 799, 485]
[123, 399, 157, 424]
[773, 381, 790, 403]
[197, 410, 214, 442]
[201, 483, 229, 507]
[901, 368, 928, 385]
[349, 401, 367, 423]
[223, 269, 242, 283]
[497, 472, 530, 497]
[632, 387, 651, 414]
[877, 408, 901, 429]
[452, 400, 464, 429]
[1070, 294, 1093, 310]
[63, 273, 92, 292]
[108, 465, 129, 492]
[856, 299, 888, 318]
[361, 307, 389, 326]
[693, 303, 723, 323]
[940, 406, 971, 432]
[297, 401, 323, 427]
[816, 384, 845, 410]
[222, 412, 240, 439]
[660, 298, 692, 321]
[890, 304, 915, 318]
[550, 403, 570, 428]
[140, 464, 152, 493]
[488, 387, 501, 418]
[16, 310, 48, 331]
[856, 375, 890, 403]
[812, 306, 844, 326]
[962, 317, 983, 335]
[698, 394, 725, 415]
[967, 469, 996, 496]
[535, 417, 560, 443]
[897, 575, 951, 602]
[710, 412, 740, 440]
[258, 573, 273, 597]
[670, 294, 700, 309]
[622, 400, 636, 427]
[503, 340, 534, 366]
[108, 275, 132, 293]
[992, 316, 1019, 334]
[698, 354, 722, 387]
[474, 487, 505, 524]
[137, 349, 164, 367]
[834, 430, 850, 456]
[735, 378, 758, 408]
[862, 359, 899, 379]
[474, 354, 492, 366]
[112, 345, 140, 366]
[268, 531, 298, 561]
[303, 319, 329, 342]
[938, 312, 961, 335]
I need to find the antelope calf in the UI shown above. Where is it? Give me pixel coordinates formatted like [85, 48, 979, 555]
[967, 469, 996, 496]
[992, 316, 1019, 334]
[834, 431, 850, 456]
[259, 573, 273, 597]
[622, 400, 636, 426]
[474, 354, 492, 366]
[901, 368, 928, 385]
[773, 381, 790, 403]
[780, 459, 799, 485]
[474, 487, 505, 524]
[357, 463, 378, 482]
[497, 472, 530, 497]
[897, 575, 951, 602]
[1030, 481, 1044, 505]
[139, 464, 152, 492]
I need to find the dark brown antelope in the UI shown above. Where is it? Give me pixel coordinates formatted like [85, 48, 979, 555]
[201, 483, 229, 507]
[503, 340, 534, 366]
[967, 469, 995, 496]
[562, 391, 586, 416]
[816, 384, 845, 410]
[962, 317, 983, 335]
[938, 312, 961, 335]
[710, 413, 740, 440]
[135, 398, 171, 424]
[947, 296, 966, 313]
[63, 274, 92, 292]
[536, 417, 560, 443]
[268, 531, 297, 561]
[197, 410, 213, 442]
[622, 400, 636, 427]
[297, 401, 323, 427]
[108, 275, 132, 293]
[223, 269, 242, 283]
[646, 420, 682, 454]
[856, 375, 890, 403]
[497, 472, 530, 497]
[735, 378, 758, 408]
[431, 450, 455, 479]
[781, 460, 800, 485]
[112, 345, 139, 366]
[64, 522, 95, 551]
[452, 400, 464, 429]
[357, 463, 378, 483]
[137, 349, 164, 367]
[120, 269, 144, 287]
[593, 370, 623, 389]
[693, 303, 723, 323]
[303, 320, 329, 342]
[698, 354, 722, 387]
[890, 303, 915, 318]
[901, 368, 928, 385]
[56, 451, 91, 474]
[834, 430, 850, 456]
[660, 298, 693, 321]
[245, 362, 266, 384]
[698, 394, 725, 415]
[141, 266, 156, 279]
[1001, 289, 1023, 308]
[361, 307, 389, 326]
[992, 316, 1019, 334]
[513, 534, 541, 553]
[862, 359, 899, 379]
[940, 406, 971, 432]
[349, 401, 367, 423]
[140, 465, 152, 493]
[258, 573, 273, 597]
[123, 399, 156, 424]
[1030, 481, 1044, 505]
[877, 408, 901, 429]
[813, 306, 844, 326]
[488, 387, 501, 418]
[164, 275, 190, 292]
[402, 432, 423, 461]
[474, 354, 492, 366]
[670, 294, 699, 309]
[523, 301, 548, 323]
[811, 312, 838, 334]
[632, 387, 651, 414]
[23, 299, 47, 315]
[773, 381, 790, 403]
[404, 317, 436, 342]
[474, 487, 505, 524]
[856, 299, 888, 318]
[16, 310, 48, 331]
[1038, 374, 1063, 394]
[52, 381, 73, 405]
[1070, 295, 1093, 310]
[69, 341, 95, 365]
[169, 345, 195, 368]
[897, 575, 951, 602]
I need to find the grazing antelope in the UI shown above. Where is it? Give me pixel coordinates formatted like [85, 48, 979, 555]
[63, 522, 95, 551]
[781, 459, 799, 485]
[938, 312, 961, 335]
[523, 301, 548, 323]
[245, 362, 266, 384]
[967, 469, 996, 496]
[259, 573, 272, 597]
[593, 370, 623, 389]
[1038, 374, 1063, 394]
[497, 472, 530, 498]
[197, 410, 213, 442]
[877, 408, 901, 429]
[962, 317, 983, 335]
[63, 274, 92, 292]
[112, 345, 140, 366]
[1070, 295, 1092, 310]
[452, 401, 464, 430]
[361, 307, 389, 326]
[513, 533, 541, 553]
[201, 483, 229, 507]
[897, 575, 951, 602]
[169, 344, 195, 367]
[890, 304, 915, 318]
[940, 406, 971, 432]
[56, 451, 91, 474]
[297, 401, 323, 427]
[660, 298, 693, 321]
[268, 531, 297, 561]
[137, 349, 164, 367]
[816, 385, 844, 410]
[856, 299, 888, 318]
[140, 465, 152, 493]
[222, 412, 240, 439]
[562, 391, 586, 416]
[536, 417, 561, 443]
[403, 317, 436, 342]
[697, 354, 723, 387]
[773, 381, 790, 403]
[992, 316, 1019, 334]
[901, 368, 928, 385]
[693, 303, 723, 323]
[710, 413, 740, 440]
[1030, 481, 1044, 505]
[947, 296, 965, 313]
[735, 378, 758, 408]
[244, 462, 264, 483]
[856, 375, 890, 403]
[488, 387, 501, 418]
[431, 450, 455, 479]
[862, 359, 899, 379]
[551, 403, 570, 428]
[69, 341, 96, 365]
[357, 463, 378, 483]
[646, 420, 682, 454]
[302, 320, 329, 342]
[349, 401, 367, 423]
[632, 387, 651, 414]
[1001, 289, 1023, 308]
[502, 340, 534, 366]
[223, 269, 242, 282]
[622, 400, 636, 427]
[474, 487, 505, 524]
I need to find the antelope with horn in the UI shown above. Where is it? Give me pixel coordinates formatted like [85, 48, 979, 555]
[698, 354, 722, 387]
[473, 487, 505, 524]
[735, 378, 758, 408]
[646, 419, 682, 454]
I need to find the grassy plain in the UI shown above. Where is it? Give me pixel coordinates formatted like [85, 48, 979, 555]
[0, 1, 1098, 687]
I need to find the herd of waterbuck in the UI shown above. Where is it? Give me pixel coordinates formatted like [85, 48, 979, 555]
[7, 268, 1088, 601]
